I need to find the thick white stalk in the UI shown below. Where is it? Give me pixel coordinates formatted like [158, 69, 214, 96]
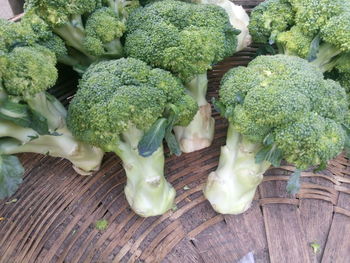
[204, 124, 270, 214]
[0, 125, 103, 175]
[174, 74, 215, 153]
[117, 127, 175, 217]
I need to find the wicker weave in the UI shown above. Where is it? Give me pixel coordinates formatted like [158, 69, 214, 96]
[0, 1, 350, 262]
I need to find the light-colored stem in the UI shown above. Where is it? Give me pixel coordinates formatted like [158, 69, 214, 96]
[204, 123, 270, 214]
[25, 92, 67, 131]
[0, 122, 104, 174]
[310, 43, 342, 73]
[173, 74, 215, 153]
[116, 127, 175, 217]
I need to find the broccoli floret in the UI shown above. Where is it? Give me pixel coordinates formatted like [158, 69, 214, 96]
[248, 0, 295, 44]
[67, 58, 197, 216]
[25, 0, 128, 70]
[204, 55, 349, 214]
[0, 44, 104, 200]
[293, 0, 344, 36]
[83, 7, 125, 57]
[276, 26, 314, 58]
[125, 0, 241, 152]
[250, 0, 350, 76]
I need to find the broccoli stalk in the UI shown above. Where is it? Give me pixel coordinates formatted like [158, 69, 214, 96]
[204, 55, 349, 214]
[111, 126, 175, 216]
[204, 124, 270, 214]
[0, 122, 103, 175]
[174, 74, 215, 153]
[67, 58, 197, 216]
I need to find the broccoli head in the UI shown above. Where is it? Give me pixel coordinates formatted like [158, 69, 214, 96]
[125, 0, 240, 153]
[0, 42, 104, 200]
[248, 0, 295, 44]
[125, 0, 239, 81]
[67, 58, 197, 216]
[204, 55, 349, 214]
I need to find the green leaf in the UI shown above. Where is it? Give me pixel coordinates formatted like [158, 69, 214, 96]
[138, 118, 167, 157]
[165, 132, 181, 156]
[286, 169, 301, 195]
[0, 100, 31, 127]
[0, 155, 24, 199]
[29, 109, 50, 135]
[0, 100, 51, 135]
[255, 144, 283, 167]
[164, 105, 182, 156]
[212, 97, 227, 116]
[307, 34, 321, 62]
[254, 44, 276, 58]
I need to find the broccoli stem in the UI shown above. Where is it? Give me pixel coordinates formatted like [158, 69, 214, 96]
[311, 43, 342, 73]
[103, 39, 124, 58]
[173, 74, 215, 153]
[203, 123, 270, 214]
[53, 22, 96, 61]
[114, 126, 176, 217]
[0, 121, 104, 175]
[25, 92, 67, 130]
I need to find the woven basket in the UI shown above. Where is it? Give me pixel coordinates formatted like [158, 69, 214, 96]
[1, 1, 350, 262]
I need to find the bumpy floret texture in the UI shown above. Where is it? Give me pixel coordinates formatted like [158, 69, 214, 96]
[276, 26, 313, 58]
[321, 12, 350, 53]
[24, 0, 99, 27]
[219, 55, 348, 169]
[67, 58, 197, 149]
[0, 46, 57, 97]
[248, 0, 294, 43]
[293, 0, 345, 36]
[83, 7, 126, 56]
[125, 0, 239, 81]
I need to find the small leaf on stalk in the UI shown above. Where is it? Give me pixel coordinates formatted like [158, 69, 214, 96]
[0, 155, 24, 199]
[138, 118, 167, 157]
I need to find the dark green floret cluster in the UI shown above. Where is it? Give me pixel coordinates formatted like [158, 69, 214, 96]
[249, 0, 350, 84]
[67, 58, 197, 216]
[23, 0, 138, 71]
[125, 0, 240, 82]
[218, 55, 348, 170]
[0, 17, 104, 200]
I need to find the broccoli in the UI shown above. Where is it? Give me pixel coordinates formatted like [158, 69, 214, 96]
[24, 0, 130, 68]
[204, 55, 349, 214]
[0, 43, 104, 199]
[249, 0, 350, 75]
[67, 58, 197, 217]
[248, 0, 295, 44]
[124, 0, 247, 153]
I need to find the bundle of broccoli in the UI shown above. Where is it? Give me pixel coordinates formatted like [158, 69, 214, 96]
[0, 19, 104, 199]
[67, 58, 198, 216]
[2, 0, 349, 218]
[124, 0, 251, 153]
[249, 0, 350, 91]
[204, 55, 349, 214]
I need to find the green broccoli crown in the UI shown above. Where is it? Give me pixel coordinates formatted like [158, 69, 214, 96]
[293, 0, 345, 36]
[248, 0, 295, 43]
[0, 19, 38, 51]
[124, 0, 239, 81]
[321, 12, 350, 53]
[276, 26, 313, 58]
[0, 45, 57, 97]
[67, 57, 197, 149]
[24, 0, 100, 27]
[83, 7, 126, 56]
[219, 54, 348, 168]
